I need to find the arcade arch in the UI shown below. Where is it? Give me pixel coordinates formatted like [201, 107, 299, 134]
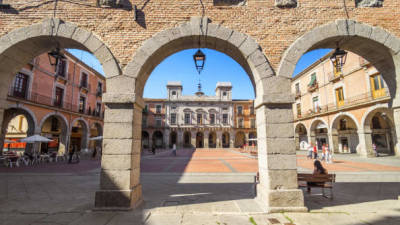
[295, 123, 308, 151]
[70, 118, 89, 152]
[234, 131, 246, 148]
[310, 119, 329, 149]
[208, 132, 217, 148]
[39, 113, 69, 155]
[330, 113, 359, 154]
[90, 122, 103, 152]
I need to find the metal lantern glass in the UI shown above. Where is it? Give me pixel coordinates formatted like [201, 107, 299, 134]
[330, 48, 348, 68]
[193, 49, 206, 74]
[48, 48, 66, 67]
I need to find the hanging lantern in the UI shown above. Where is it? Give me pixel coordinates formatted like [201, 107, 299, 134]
[48, 47, 66, 67]
[193, 49, 206, 74]
[330, 47, 347, 74]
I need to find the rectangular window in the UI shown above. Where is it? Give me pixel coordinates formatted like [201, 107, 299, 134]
[12, 73, 29, 99]
[312, 96, 319, 112]
[97, 82, 103, 96]
[184, 113, 190, 125]
[335, 87, 345, 107]
[79, 96, 86, 113]
[54, 87, 64, 107]
[237, 106, 243, 115]
[197, 113, 202, 125]
[142, 116, 147, 127]
[171, 113, 176, 125]
[309, 73, 317, 86]
[96, 102, 102, 116]
[57, 59, 67, 77]
[222, 114, 228, 125]
[155, 117, 162, 127]
[156, 105, 162, 114]
[80, 72, 88, 88]
[295, 83, 300, 93]
[251, 118, 256, 128]
[370, 74, 386, 99]
[238, 118, 244, 128]
[296, 103, 301, 116]
[210, 114, 215, 124]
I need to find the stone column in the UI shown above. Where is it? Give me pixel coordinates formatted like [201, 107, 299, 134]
[229, 131, 235, 148]
[245, 132, 249, 145]
[204, 130, 209, 148]
[95, 99, 143, 209]
[329, 133, 339, 153]
[191, 130, 196, 148]
[357, 130, 373, 157]
[177, 130, 183, 148]
[164, 129, 170, 149]
[216, 131, 222, 148]
[255, 102, 306, 212]
[393, 108, 400, 156]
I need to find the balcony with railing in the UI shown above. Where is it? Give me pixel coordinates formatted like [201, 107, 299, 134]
[8, 87, 103, 118]
[328, 71, 343, 83]
[295, 90, 301, 99]
[297, 88, 390, 120]
[307, 82, 318, 92]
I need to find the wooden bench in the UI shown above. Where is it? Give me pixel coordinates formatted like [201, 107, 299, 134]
[297, 173, 335, 199]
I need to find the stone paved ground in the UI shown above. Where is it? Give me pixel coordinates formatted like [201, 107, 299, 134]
[0, 149, 400, 225]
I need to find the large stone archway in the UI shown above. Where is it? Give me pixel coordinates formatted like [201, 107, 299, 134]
[99, 17, 303, 212]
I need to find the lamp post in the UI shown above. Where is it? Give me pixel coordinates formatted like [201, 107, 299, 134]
[48, 47, 66, 73]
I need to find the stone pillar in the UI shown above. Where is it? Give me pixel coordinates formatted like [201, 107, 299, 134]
[357, 130, 373, 157]
[95, 100, 143, 209]
[393, 108, 400, 156]
[245, 132, 249, 145]
[329, 133, 339, 153]
[191, 131, 196, 148]
[216, 131, 222, 148]
[177, 130, 183, 148]
[255, 103, 306, 212]
[229, 131, 235, 148]
[204, 130, 209, 148]
[164, 129, 170, 149]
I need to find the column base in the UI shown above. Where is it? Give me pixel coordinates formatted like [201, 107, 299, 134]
[95, 184, 143, 210]
[255, 184, 307, 213]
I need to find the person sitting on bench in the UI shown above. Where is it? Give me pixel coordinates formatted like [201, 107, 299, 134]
[307, 160, 327, 193]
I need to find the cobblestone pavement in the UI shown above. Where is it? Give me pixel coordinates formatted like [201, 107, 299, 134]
[0, 149, 399, 224]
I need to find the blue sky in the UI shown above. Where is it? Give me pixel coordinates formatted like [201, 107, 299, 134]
[68, 48, 332, 99]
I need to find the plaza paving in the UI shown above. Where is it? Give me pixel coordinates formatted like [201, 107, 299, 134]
[0, 149, 399, 225]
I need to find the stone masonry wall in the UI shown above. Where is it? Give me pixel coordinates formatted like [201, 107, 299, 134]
[0, 0, 399, 74]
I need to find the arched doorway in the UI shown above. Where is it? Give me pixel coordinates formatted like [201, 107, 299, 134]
[0, 107, 37, 154]
[310, 120, 328, 150]
[208, 132, 216, 148]
[331, 114, 359, 154]
[183, 131, 191, 148]
[70, 118, 89, 153]
[235, 131, 246, 148]
[142, 131, 149, 149]
[222, 132, 230, 148]
[169, 131, 177, 148]
[196, 132, 204, 148]
[295, 123, 308, 151]
[39, 114, 69, 156]
[363, 108, 395, 156]
[152, 131, 163, 148]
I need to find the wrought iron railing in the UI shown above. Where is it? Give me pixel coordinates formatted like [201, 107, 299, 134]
[297, 88, 390, 119]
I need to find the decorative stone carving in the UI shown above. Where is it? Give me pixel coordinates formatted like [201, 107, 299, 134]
[275, 0, 297, 8]
[356, 0, 384, 7]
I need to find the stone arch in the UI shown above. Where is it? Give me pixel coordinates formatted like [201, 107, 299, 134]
[208, 131, 217, 148]
[0, 105, 38, 153]
[99, 17, 304, 211]
[278, 19, 400, 107]
[196, 132, 204, 148]
[330, 112, 360, 154]
[309, 118, 329, 148]
[142, 131, 150, 149]
[234, 131, 246, 148]
[90, 122, 103, 151]
[169, 131, 177, 148]
[183, 131, 191, 148]
[294, 122, 308, 150]
[117, 16, 281, 101]
[360, 104, 392, 132]
[39, 112, 69, 155]
[70, 117, 90, 152]
[152, 130, 164, 148]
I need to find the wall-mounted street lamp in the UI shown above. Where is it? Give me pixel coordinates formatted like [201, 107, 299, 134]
[0, 0, 11, 9]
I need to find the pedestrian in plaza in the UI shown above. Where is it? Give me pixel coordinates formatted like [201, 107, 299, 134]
[321, 144, 326, 161]
[307, 160, 328, 193]
[326, 144, 332, 163]
[313, 143, 318, 159]
[172, 143, 177, 156]
[68, 144, 75, 164]
[307, 143, 313, 159]
[373, 143, 379, 157]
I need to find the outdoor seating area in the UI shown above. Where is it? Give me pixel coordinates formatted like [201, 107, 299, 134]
[298, 173, 336, 199]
